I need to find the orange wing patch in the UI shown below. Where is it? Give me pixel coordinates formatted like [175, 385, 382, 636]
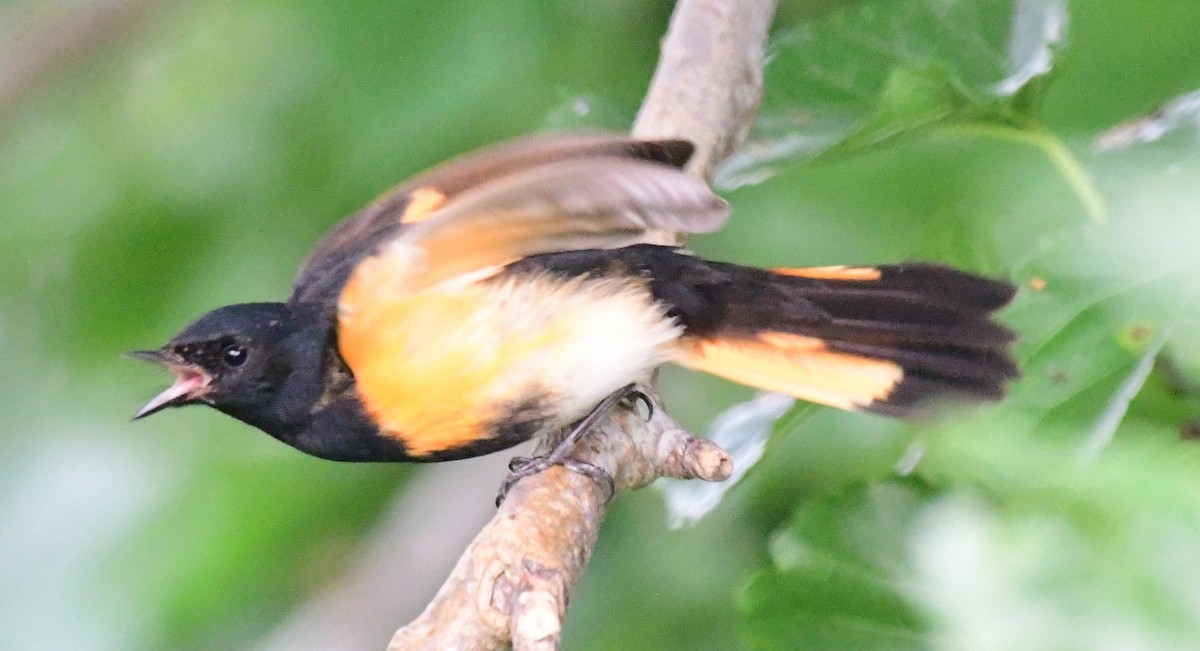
[772, 266, 882, 281]
[399, 187, 447, 224]
[672, 332, 903, 411]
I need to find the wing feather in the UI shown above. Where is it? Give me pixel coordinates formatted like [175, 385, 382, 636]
[290, 134, 710, 304]
[385, 157, 729, 290]
[397, 134, 696, 195]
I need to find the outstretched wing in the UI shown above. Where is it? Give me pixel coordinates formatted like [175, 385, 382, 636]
[323, 134, 728, 454]
[289, 134, 715, 305]
[369, 156, 729, 291]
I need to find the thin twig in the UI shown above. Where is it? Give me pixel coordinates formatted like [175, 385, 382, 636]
[388, 1, 776, 648]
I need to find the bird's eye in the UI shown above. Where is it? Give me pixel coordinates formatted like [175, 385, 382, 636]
[221, 343, 247, 367]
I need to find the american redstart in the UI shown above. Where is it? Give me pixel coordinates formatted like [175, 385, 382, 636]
[132, 134, 1018, 497]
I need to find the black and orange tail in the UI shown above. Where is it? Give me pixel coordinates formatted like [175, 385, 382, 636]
[669, 257, 1018, 416]
[514, 244, 1019, 416]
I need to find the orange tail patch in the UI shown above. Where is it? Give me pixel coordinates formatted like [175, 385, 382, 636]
[671, 332, 903, 411]
[771, 266, 882, 281]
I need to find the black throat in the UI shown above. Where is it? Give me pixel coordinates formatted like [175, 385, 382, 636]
[216, 303, 415, 463]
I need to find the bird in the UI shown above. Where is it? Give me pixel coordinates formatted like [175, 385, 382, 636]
[132, 134, 1018, 500]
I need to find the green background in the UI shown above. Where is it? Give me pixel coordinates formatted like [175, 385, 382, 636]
[2, 0, 1199, 649]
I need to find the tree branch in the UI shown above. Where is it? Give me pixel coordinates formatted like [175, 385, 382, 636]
[387, 1, 777, 648]
[388, 399, 730, 651]
[633, 0, 778, 179]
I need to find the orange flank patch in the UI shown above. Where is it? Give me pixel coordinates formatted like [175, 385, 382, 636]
[772, 266, 882, 281]
[672, 332, 903, 411]
[337, 263, 511, 456]
[338, 263, 677, 458]
[399, 187, 447, 224]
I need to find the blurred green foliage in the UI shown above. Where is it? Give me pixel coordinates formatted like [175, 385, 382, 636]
[2, 1, 1200, 650]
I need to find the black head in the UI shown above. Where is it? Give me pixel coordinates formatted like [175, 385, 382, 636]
[132, 302, 298, 423]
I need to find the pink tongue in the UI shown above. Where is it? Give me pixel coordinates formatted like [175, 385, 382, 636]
[175, 371, 207, 391]
[135, 370, 210, 419]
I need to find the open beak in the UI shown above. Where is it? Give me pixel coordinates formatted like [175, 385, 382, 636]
[129, 349, 212, 420]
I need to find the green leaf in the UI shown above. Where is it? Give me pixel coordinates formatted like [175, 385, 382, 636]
[740, 482, 931, 651]
[716, 0, 1068, 189]
[841, 66, 966, 152]
[912, 490, 1200, 651]
[909, 419, 1200, 650]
